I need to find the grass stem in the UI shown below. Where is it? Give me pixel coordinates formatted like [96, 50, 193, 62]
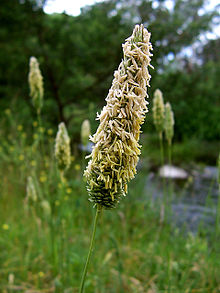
[37, 113, 45, 155]
[168, 141, 173, 204]
[159, 132, 164, 167]
[159, 132, 166, 223]
[215, 183, 220, 244]
[79, 205, 102, 293]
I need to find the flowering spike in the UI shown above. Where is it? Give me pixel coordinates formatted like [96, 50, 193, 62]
[41, 200, 51, 217]
[28, 56, 44, 115]
[84, 24, 153, 209]
[55, 122, 71, 173]
[26, 176, 37, 202]
[152, 89, 165, 136]
[81, 119, 91, 147]
[164, 102, 174, 146]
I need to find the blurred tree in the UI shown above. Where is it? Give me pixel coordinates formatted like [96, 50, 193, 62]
[112, 0, 219, 68]
[0, 0, 219, 140]
[196, 38, 220, 64]
[152, 57, 220, 140]
[36, 2, 131, 125]
[0, 0, 45, 117]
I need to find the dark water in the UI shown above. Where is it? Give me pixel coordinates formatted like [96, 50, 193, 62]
[145, 166, 219, 233]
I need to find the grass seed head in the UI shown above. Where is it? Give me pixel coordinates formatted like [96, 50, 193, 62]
[28, 56, 44, 115]
[41, 200, 51, 217]
[84, 24, 153, 209]
[164, 102, 174, 145]
[153, 89, 165, 135]
[55, 122, 71, 173]
[26, 176, 37, 202]
[81, 119, 91, 147]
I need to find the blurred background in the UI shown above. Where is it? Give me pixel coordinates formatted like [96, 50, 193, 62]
[0, 0, 220, 292]
[1, 0, 220, 150]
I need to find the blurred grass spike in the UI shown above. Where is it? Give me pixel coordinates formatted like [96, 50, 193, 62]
[153, 89, 165, 138]
[8, 273, 14, 285]
[26, 176, 37, 202]
[84, 24, 153, 209]
[55, 122, 71, 175]
[28, 56, 44, 115]
[164, 102, 175, 146]
[81, 119, 91, 147]
[41, 200, 51, 218]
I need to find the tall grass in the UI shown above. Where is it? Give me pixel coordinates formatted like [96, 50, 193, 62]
[0, 31, 219, 293]
[0, 157, 219, 292]
[0, 92, 219, 292]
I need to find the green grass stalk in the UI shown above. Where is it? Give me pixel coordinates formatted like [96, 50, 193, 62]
[215, 154, 220, 244]
[167, 141, 173, 204]
[49, 212, 57, 273]
[159, 132, 164, 167]
[37, 113, 45, 155]
[79, 205, 102, 293]
[159, 132, 166, 223]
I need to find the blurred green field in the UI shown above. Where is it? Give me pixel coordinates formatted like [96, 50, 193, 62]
[0, 111, 219, 292]
[1, 1, 220, 292]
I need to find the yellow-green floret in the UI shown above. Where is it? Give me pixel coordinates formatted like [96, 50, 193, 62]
[28, 56, 44, 115]
[84, 24, 153, 209]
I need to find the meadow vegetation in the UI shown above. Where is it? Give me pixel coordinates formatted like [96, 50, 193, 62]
[0, 1, 220, 292]
[0, 119, 219, 292]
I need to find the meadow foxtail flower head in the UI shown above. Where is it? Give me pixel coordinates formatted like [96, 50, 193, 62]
[41, 200, 51, 217]
[84, 24, 153, 209]
[164, 102, 174, 146]
[26, 176, 37, 202]
[81, 119, 91, 147]
[152, 89, 165, 136]
[55, 122, 71, 173]
[28, 56, 44, 115]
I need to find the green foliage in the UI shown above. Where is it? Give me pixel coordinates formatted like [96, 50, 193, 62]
[0, 148, 220, 291]
[142, 133, 220, 167]
[0, 3, 220, 290]
[152, 60, 220, 140]
[0, 104, 219, 291]
[0, 0, 219, 141]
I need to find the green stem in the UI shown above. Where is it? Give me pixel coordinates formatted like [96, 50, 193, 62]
[159, 132, 164, 167]
[214, 154, 220, 248]
[79, 205, 102, 293]
[58, 171, 65, 282]
[37, 113, 45, 155]
[168, 141, 173, 204]
[168, 141, 171, 167]
[50, 216, 56, 270]
[215, 183, 220, 243]
[159, 132, 166, 223]
[82, 150, 86, 177]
